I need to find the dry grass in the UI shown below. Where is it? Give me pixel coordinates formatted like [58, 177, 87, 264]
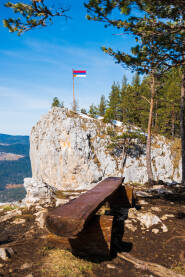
[93, 155, 101, 167]
[0, 204, 17, 212]
[15, 213, 35, 222]
[80, 122, 88, 131]
[172, 263, 185, 275]
[66, 110, 79, 118]
[152, 142, 161, 149]
[55, 190, 68, 199]
[170, 138, 181, 172]
[39, 248, 95, 277]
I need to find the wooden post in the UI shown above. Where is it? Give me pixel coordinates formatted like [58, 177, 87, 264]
[73, 70, 75, 110]
[46, 215, 114, 257]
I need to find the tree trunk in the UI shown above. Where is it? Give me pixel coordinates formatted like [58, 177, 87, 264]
[118, 252, 185, 277]
[155, 97, 158, 130]
[146, 72, 155, 184]
[180, 69, 185, 183]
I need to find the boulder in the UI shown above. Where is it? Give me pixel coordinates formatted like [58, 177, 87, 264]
[34, 209, 48, 228]
[0, 247, 14, 261]
[23, 178, 56, 207]
[0, 209, 22, 223]
[128, 208, 168, 232]
[27, 107, 182, 192]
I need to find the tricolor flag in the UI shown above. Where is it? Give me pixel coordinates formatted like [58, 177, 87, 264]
[73, 70, 87, 78]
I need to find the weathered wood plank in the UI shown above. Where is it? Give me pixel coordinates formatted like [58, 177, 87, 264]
[46, 177, 124, 237]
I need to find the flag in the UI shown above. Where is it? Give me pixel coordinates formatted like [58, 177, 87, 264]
[73, 70, 87, 78]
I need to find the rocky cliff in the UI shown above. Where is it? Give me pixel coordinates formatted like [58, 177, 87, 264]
[24, 107, 181, 196]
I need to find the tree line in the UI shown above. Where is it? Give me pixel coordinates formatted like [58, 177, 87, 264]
[87, 68, 182, 139]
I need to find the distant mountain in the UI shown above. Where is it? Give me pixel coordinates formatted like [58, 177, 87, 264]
[0, 133, 31, 202]
[0, 133, 29, 145]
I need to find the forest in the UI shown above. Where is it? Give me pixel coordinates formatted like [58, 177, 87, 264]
[87, 68, 182, 139]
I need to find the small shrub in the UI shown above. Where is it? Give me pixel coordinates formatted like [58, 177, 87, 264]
[55, 190, 68, 199]
[106, 126, 116, 137]
[1, 205, 17, 212]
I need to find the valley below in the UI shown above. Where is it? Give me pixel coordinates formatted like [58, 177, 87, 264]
[0, 134, 31, 203]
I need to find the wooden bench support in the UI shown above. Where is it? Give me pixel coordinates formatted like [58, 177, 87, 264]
[46, 215, 114, 257]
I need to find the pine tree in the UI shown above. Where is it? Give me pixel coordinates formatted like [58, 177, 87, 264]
[157, 68, 181, 137]
[52, 97, 61, 108]
[104, 82, 121, 122]
[89, 104, 98, 118]
[120, 83, 137, 125]
[104, 42, 167, 183]
[3, 1, 69, 34]
[81, 108, 87, 114]
[98, 95, 106, 116]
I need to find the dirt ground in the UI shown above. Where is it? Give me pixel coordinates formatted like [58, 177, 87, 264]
[0, 183, 185, 277]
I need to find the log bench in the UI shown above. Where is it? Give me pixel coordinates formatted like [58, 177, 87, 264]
[45, 177, 133, 257]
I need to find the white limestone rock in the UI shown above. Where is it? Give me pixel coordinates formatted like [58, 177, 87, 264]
[34, 209, 48, 228]
[12, 218, 26, 225]
[137, 212, 161, 229]
[152, 228, 159, 234]
[0, 247, 14, 261]
[28, 107, 182, 192]
[0, 209, 22, 223]
[128, 209, 168, 232]
[23, 178, 56, 207]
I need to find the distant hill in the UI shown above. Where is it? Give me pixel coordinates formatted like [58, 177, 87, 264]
[0, 133, 29, 145]
[0, 133, 31, 202]
[0, 143, 29, 156]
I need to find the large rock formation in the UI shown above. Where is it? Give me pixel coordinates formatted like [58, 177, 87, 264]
[26, 107, 181, 193]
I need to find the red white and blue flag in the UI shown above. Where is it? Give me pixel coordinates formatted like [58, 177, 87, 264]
[73, 70, 87, 78]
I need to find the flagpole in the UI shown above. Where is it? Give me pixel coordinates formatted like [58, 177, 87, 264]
[72, 69, 75, 110]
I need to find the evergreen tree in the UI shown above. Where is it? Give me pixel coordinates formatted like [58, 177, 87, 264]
[81, 108, 87, 114]
[120, 83, 137, 125]
[139, 77, 152, 129]
[52, 97, 61, 108]
[98, 95, 106, 116]
[89, 104, 98, 118]
[3, 1, 69, 34]
[105, 43, 166, 183]
[157, 68, 181, 137]
[104, 82, 121, 122]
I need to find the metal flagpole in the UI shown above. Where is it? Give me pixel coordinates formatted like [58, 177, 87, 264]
[72, 69, 75, 110]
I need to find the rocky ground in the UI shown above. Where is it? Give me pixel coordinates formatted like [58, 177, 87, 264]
[0, 182, 185, 277]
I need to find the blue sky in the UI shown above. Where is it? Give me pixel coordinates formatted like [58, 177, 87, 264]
[0, 0, 135, 135]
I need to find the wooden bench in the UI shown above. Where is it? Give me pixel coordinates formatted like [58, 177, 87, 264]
[45, 177, 133, 257]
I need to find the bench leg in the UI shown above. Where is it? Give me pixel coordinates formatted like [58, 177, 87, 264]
[46, 215, 114, 258]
